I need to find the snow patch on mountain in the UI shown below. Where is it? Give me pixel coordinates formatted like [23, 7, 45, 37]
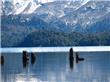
[38, 0, 54, 3]
[58, 10, 65, 18]
[23, 2, 41, 14]
[13, 0, 42, 14]
[13, 0, 30, 14]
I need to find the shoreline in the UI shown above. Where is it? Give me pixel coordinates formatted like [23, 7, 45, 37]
[1, 46, 110, 53]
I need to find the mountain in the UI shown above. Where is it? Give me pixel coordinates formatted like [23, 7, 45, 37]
[1, 1, 14, 15]
[2, 0, 41, 15]
[1, 0, 110, 47]
[86, 13, 110, 33]
[2, 0, 91, 15]
[2, 0, 56, 15]
[2, 0, 110, 31]
[62, 1, 110, 30]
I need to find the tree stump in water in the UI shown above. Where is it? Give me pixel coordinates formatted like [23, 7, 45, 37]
[22, 51, 29, 68]
[1, 55, 4, 65]
[69, 48, 74, 69]
[31, 52, 36, 65]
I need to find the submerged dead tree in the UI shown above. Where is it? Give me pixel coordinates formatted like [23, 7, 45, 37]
[69, 48, 74, 70]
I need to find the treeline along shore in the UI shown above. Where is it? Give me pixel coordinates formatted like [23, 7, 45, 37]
[3, 30, 109, 47]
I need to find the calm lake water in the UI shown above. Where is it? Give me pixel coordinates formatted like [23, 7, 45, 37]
[1, 52, 110, 82]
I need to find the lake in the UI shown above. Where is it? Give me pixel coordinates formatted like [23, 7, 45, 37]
[1, 51, 110, 82]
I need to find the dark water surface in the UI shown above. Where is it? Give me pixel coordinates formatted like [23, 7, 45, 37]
[1, 52, 110, 82]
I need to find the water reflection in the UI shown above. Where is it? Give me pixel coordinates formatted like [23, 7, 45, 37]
[1, 52, 110, 82]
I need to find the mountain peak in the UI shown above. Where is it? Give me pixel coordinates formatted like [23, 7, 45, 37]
[2, 0, 91, 15]
[2, 0, 55, 15]
[13, 0, 42, 15]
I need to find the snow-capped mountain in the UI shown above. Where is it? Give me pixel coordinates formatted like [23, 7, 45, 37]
[32, 1, 110, 30]
[61, 1, 110, 29]
[2, 0, 90, 15]
[1, 0, 110, 32]
[2, 0, 55, 15]
[2, 0, 41, 15]
[2, 1, 14, 15]
[13, 0, 43, 15]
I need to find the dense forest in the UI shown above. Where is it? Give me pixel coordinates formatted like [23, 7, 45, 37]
[1, 27, 110, 47]
[17, 30, 110, 47]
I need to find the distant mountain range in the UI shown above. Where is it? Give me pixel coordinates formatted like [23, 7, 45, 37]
[1, 0, 110, 47]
